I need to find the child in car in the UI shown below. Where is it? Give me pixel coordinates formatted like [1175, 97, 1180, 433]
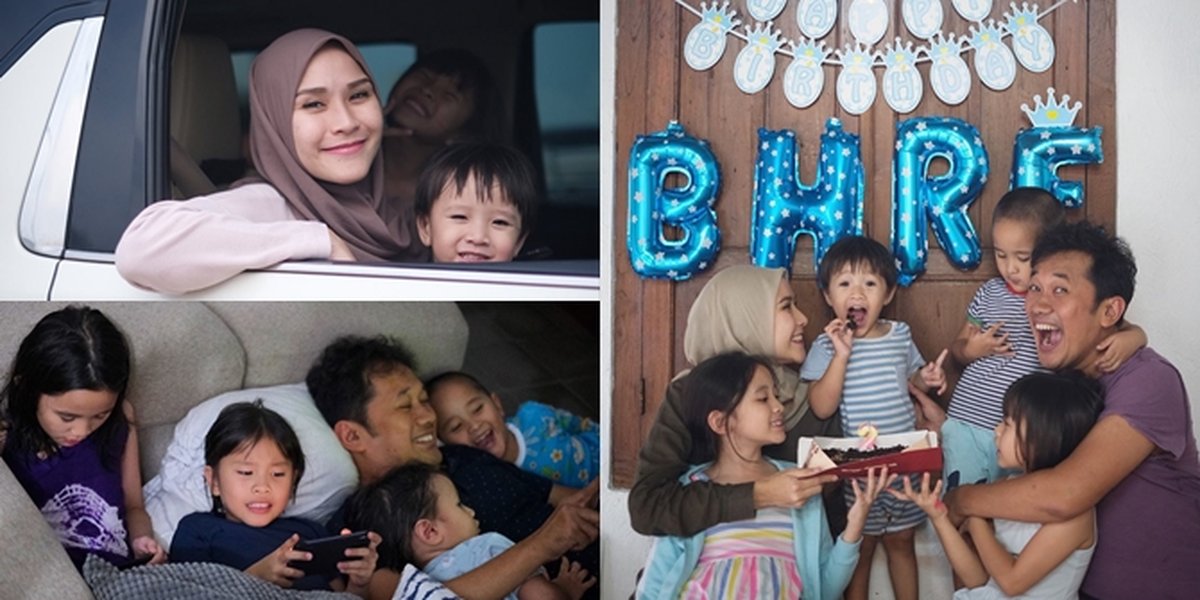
[414, 142, 539, 263]
[427, 371, 598, 489]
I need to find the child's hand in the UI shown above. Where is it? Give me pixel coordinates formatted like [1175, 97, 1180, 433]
[246, 533, 308, 588]
[919, 349, 949, 395]
[339, 529, 382, 595]
[964, 322, 1013, 360]
[550, 557, 597, 600]
[1094, 327, 1145, 373]
[843, 466, 896, 543]
[888, 472, 945, 518]
[131, 535, 167, 565]
[824, 319, 854, 358]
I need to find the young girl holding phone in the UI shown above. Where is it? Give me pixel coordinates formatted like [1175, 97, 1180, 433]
[170, 401, 380, 594]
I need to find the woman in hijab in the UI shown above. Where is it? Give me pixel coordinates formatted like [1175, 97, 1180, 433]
[115, 29, 427, 294]
[628, 265, 843, 537]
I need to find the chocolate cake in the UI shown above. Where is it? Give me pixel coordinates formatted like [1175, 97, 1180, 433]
[824, 444, 905, 465]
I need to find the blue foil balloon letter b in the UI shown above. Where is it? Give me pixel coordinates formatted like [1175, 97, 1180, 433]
[750, 119, 864, 272]
[626, 121, 721, 280]
[892, 117, 989, 286]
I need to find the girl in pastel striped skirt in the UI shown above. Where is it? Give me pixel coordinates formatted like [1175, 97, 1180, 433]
[637, 353, 894, 599]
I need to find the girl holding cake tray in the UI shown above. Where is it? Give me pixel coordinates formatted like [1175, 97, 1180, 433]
[627, 265, 845, 539]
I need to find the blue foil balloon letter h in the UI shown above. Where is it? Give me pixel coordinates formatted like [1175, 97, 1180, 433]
[750, 118, 865, 272]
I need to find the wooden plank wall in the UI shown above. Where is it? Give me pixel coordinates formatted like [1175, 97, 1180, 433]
[612, 0, 1116, 488]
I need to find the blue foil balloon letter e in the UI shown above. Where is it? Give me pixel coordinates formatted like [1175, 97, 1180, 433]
[626, 121, 722, 280]
[891, 116, 989, 286]
[1009, 88, 1103, 208]
[750, 118, 865, 272]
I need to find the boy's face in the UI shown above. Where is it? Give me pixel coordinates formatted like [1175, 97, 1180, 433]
[822, 262, 895, 337]
[429, 378, 512, 462]
[992, 218, 1038, 293]
[430, 473, 479, 545]
[205, 439, 296, 528]
[417, 173, 525, 263]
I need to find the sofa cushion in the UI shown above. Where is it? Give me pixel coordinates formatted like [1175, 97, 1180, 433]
[144, 383, 357, 548]
[0, 460, 95, 598]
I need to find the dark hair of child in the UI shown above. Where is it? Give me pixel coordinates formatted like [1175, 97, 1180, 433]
[1, 306, 130, 470]
[1032, 221, 1137, 312]
[414, 141, 540, 237]
[425, 370, 490, 399]
[387, 49, 502, 143]
[1002, 371, 1104, 472]
[681, 352, 778, 464]
[993, 187, 1066, 237]
[306, 335, 416, 430]
[817, 235, 898, 291]
[342, 463, 441, 571]
[204, 400, 306, 513]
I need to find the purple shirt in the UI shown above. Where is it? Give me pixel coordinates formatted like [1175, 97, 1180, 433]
[1083, 347, 1200, 598]
[2, 424, 130, 569]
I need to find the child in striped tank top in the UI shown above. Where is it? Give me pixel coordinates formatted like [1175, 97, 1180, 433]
[637, 352, 892, 599]
[801, 236, 950, 600]
[943, 189, 1144, 492]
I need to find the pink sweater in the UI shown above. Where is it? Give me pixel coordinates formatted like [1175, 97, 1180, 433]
[114, 183, 331, 294]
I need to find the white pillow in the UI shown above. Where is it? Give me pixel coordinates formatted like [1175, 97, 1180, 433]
[143, 383, 358, 548]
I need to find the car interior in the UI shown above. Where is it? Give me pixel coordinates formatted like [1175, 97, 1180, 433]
[167, 0, 599, 263]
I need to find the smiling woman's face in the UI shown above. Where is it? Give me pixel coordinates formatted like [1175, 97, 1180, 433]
[291, 45, 382, 184]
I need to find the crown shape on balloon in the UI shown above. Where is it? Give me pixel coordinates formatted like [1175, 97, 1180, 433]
[699, 1, 740, 33]
[968, 20, 1006, 50]
[789, 37, 829, 67]
[1021, 88, 1082, 128]
[883, 38, 919, 70]
[1004, 2, 1042, 36]
[928, 33, 965, 64]
[836, 42, 876, 72]
[744, 21, 785, 54]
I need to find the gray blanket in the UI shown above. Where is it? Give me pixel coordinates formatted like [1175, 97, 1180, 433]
[83, 556, 357, 599]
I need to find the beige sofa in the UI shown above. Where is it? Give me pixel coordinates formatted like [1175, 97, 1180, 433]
[0, 302, 468, 599]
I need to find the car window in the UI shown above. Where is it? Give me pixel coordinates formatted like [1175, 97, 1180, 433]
[533, 22, 599, 207]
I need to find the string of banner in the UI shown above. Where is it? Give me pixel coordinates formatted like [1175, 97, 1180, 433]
[679, 0, 1077, 114]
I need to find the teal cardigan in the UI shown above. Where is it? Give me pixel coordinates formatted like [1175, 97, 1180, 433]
[635, 459, 860, 599]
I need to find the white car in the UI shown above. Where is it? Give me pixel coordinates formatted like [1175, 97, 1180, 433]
[1, 0, 600, 300]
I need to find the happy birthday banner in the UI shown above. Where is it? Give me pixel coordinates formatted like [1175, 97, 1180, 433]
[681, 0, 1074, 114]
[626, 88, 1102, 285]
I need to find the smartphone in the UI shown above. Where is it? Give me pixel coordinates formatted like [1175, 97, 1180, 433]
[287, 531, 370, 576]
[118, 553, 155, 570]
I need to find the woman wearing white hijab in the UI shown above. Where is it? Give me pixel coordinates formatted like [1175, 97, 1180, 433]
[628, 265, 843, 536]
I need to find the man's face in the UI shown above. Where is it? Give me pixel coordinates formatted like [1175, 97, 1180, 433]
[361, 367, 442, 467]
[1026, 251, 1120, 372]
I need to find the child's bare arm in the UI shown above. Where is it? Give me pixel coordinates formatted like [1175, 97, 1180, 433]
[806, 321, 853, 419]
[120, 403, 166, 563]
[968, 509, 1093, 597]
[1094, 322, 1148, 374]
[890, 474, 988, 588]
[548, 483, 582, 507]
[516, 574, 568, 600]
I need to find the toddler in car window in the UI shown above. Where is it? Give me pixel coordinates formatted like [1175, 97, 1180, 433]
[343, 463, 595, 600]
[414, 141, 540, 263]
[170, 401, 380, 595]
[0, 306, 165, 570]
[427, 371, 598, 488]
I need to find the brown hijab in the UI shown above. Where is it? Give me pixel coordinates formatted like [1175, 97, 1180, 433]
[683, 265, 809, 431]
[246, 28, 424, 261]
